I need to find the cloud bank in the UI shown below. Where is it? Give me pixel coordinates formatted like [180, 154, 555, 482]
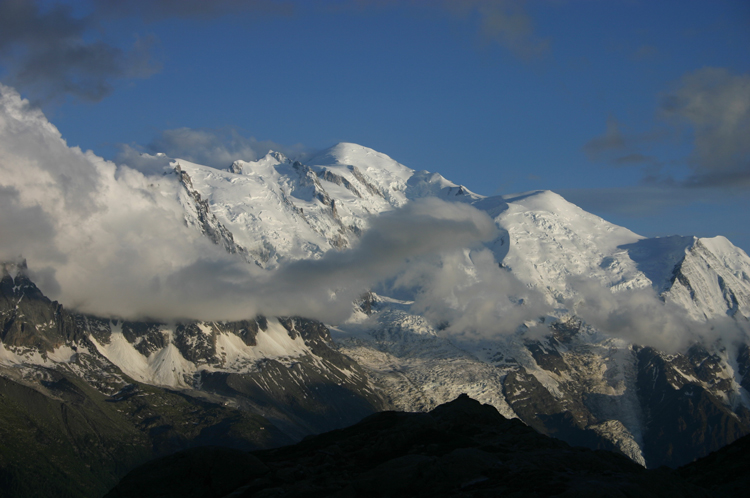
[567, 277, 749, 354]
[0, 84, 496, 323]
[391, 247, 550, 340]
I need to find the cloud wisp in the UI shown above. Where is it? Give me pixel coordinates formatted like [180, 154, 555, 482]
[567, 277, 749, 354]
[95, 0, 295, 22]
[439, 0, 548, 59]
[322, 0, 547, 60]
[116, 127, 311, 173]
[206, 198, 499, 323]
[395, 246, 551, 340]
[0, 0, 547, 104]
[578, 67, 750, 227]
[582, 115, 668, 170]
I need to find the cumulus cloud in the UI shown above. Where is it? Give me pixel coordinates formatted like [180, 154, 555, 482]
[0, 185, 63, 264]
[119, 127, 311, 171]
[2, 82, 745, 357]
[0, 84, 225, 314]
[0, 0, 159, 103]
[0, 84, 495, 322]
[395, 247, 551, 340]
[661, 67, 750, 188]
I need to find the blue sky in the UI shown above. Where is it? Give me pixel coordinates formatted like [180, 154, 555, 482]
[2, 0, 749, 252]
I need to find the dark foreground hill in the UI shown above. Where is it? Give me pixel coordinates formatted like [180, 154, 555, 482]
[106, 394, 748, 498]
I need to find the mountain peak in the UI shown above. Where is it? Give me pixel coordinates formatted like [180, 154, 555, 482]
[697, 235, 749, 261]
[227, 150, 290, 175]
[308, 142, 398, 168]
[502, 190, 578, 213]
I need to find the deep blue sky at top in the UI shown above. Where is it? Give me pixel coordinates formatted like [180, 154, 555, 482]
[2, 0, 750, 251]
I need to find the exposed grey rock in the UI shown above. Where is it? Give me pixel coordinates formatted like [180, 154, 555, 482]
[175, 164, 249, 259]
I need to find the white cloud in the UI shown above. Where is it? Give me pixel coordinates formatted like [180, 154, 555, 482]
[0, 84, 496, 322]
[390, 247, 550, 340]
[2, 82, 745, 356]
[567, 277, 749, 354]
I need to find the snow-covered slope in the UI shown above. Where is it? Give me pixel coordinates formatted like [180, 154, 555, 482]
[174, 145, 750, 323]
[491, 190, 650, 301]
[171, 142, 482, 268]
[664, 236, 750, 320]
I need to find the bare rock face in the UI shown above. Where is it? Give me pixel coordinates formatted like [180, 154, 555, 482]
[636, 346, 750, 468]
[1, 261, 82, 352]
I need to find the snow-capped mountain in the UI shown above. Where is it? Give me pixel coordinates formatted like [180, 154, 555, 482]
[2, 97, 750, 495]
[152, 141, 750, 467]
[171, 142, 481, 268]
[170, 142, 750, 323]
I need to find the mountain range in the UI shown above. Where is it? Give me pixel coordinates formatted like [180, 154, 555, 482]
[1, 90, 750, 496]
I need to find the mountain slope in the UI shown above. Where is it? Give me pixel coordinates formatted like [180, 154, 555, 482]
[0, 261, 387, 497]
[170, 142, 482, 268]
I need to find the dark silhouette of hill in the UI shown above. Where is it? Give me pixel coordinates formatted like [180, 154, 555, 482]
[106, 394, 737, 497]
